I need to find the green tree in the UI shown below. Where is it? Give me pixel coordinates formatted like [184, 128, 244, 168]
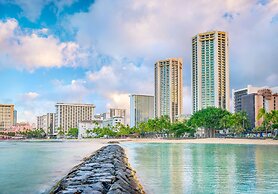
[68, 128, 78, 138]
[257, 108, 272, 135]
[170, 120, 195, 138]
[224, 112, 250, 135]
[187, 107, 230, 137]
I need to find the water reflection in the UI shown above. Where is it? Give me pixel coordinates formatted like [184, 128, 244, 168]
[124, 143, 278, 194]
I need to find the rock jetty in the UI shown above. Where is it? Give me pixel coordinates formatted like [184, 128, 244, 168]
[50, 145, 145, 194]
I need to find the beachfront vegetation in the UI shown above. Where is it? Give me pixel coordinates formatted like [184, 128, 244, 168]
[90, 107, 278, 138]
[187, 107, 230, 137]
[256, 108, 278, 135]
[19, 129, 46, 138]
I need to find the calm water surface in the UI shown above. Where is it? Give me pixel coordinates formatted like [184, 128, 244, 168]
[0, 140, 103, 194]
[123, 143, 278, 194]
[1, 141, 277, 194]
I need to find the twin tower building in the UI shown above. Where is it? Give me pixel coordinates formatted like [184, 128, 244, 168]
[130, 31, 230, 127]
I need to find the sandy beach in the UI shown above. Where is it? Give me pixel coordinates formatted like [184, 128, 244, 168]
[97, 138, 278, 145]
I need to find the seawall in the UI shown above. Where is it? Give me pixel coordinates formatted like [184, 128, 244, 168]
[50, 144, 145, 194]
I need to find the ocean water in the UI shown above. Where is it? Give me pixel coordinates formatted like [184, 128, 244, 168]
[123, 143, 278, 194]
[1, 141, 277, 194]
[0, 140, 104, 194]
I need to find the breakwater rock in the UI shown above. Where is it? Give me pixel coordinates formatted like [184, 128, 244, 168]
[50, 145, 145, 194]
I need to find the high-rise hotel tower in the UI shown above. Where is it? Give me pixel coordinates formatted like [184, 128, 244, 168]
[155, 58, 183, 122]
[192, 31, 230, 113]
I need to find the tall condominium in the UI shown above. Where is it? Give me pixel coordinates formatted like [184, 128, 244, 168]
[0, 104, 14, 130]
[192, 31, 230, 113]
[55, 103, 95, 133]
[37, 113, 55, 135]
[130, 94, 154, 127]
[155, 58, 183, 122]
[109, 108, 126, 124]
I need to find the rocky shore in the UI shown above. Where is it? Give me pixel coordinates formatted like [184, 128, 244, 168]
[50, 144, 145, 194]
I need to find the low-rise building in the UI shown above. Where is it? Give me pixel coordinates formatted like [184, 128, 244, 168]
[242, 88, 278, 129]
[78, 120, 102, 139]
[233, 85, 267, 113]
[102, 116, 125, 129]
[9, 122, 33, 132]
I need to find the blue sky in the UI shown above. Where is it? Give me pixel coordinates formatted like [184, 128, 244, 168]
[0, 0, 277, 123]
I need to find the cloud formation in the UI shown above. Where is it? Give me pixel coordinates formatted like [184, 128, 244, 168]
[1, 0, 278, 123]
[67, 0, 278, 113]
[0, 19, 85, 70]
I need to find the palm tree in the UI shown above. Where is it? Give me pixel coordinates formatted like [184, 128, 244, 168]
[257, 108, 270, 136]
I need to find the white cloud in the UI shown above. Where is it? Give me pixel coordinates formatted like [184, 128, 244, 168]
[0, 19, 85, 70]
[51, 79, 90, 102]
[64, 0, 278, 116]
[22, 92, 39, 100]
[69, 0, 278, 90]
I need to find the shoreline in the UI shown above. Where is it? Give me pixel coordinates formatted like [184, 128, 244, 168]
[1, 138, 278, 145]
[117, 138, 278, 145]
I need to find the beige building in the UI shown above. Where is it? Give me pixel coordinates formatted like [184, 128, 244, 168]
[155, 58, 183, 122]
[55, 103, 95, 134]
[192, 31, 230, 113]
[0, 104, 14, 130]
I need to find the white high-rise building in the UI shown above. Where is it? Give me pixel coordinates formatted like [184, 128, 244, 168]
[155, 58, 183, 122]
[55, 103, 95, 133]
[130, 94, 154, 127]
[192, 31, 230, 113]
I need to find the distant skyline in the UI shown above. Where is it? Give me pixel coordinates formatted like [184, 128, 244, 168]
[0, 0, 277, 123]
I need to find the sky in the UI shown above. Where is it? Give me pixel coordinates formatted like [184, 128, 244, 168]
[0, 0, 277, 124]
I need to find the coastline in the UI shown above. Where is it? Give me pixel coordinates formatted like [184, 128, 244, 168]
[96, 138, 278, 145]
[2, 138, 277, 145]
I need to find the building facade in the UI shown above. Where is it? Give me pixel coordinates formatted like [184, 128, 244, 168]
[155, 58, 183, 122]
[102, 116, 125, 129]
[37, 113, 55, 135]
[37, 115, 47, 131]
[55, 103, 95, 134]
[0, 104, 14, 130]
[130, 94, 154, 127]
[233, 85, 266, 113]
[109, 108, 126, 124]
[192, 31, 230, 113]
[242, 88, 278, 129]
[13, 110, 17, 125]
[78, 120, 102, 139]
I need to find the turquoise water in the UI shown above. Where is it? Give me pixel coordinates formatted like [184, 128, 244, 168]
[0, 141, 277, 194]
[123, 143, 278, 194]
[0, 140, 103, 194]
